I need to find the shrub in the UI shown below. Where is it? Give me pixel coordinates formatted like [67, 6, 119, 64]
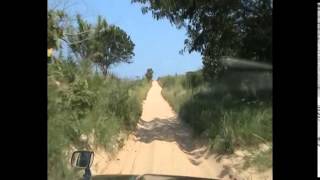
[48, 60, 151, 179]
[158, 69, 272, 154]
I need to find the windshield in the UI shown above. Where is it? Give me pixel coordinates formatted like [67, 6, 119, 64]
[48, 1, 272, 180]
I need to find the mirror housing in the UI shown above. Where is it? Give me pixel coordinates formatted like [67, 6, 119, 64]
[71, 151, 94, 168]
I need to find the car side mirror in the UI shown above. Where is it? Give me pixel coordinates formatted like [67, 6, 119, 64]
[71, 151, 94, 168]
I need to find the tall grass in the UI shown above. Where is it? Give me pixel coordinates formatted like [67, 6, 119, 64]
[48, 59, 151, 180]
[243, 147, 272, 172]
[158, 74, 190, 112]
[158, 69, 272, 155]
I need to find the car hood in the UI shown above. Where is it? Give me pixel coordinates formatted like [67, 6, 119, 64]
[91, 174, 219, 180]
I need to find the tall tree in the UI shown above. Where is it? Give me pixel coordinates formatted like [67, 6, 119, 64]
[132, 0, 272, 79]
[92, 16, 135, 75]
[67, 15, 135, 76]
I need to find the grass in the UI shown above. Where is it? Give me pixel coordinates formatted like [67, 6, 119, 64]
[158, 74, 192, 112]
[158, 69, 272, 169]
[243, 148, 272, 172]
[48, 59, 151, 180]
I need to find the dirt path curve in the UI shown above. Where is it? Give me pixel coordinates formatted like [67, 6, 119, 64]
[92, 81, 235, 179]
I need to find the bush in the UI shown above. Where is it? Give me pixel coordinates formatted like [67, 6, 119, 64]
[145, 68, 153, 81]
[184, 70, 204, 89]
[48, 60, 151, 179]
[158, 69, 272, 154]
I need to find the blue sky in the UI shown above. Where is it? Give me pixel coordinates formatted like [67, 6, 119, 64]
[49, 0, 203, 79]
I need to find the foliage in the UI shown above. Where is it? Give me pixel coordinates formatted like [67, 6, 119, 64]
[145, 68, 154, 81]
[48, 9, 68, 49]
[184, 70, 204, 90]
[132, 0, 272, 79]
[48, 58, 151, 180]
[158, 69, 272, 154]
[48, 6, 148, 180]
[67, 15, 135, 75]
[243, 147, 272, 171]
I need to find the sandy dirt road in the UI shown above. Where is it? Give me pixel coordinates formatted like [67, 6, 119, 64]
[91, 81, 245, 179]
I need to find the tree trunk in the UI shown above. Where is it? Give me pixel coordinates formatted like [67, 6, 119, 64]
[101, 64, 110, 77]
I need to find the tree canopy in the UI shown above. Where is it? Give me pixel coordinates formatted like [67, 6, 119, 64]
[145, 68, 154, 81]
[48, 10, 68, 49]
[132, 0, 272, 79]
[66, 15, 135, 75]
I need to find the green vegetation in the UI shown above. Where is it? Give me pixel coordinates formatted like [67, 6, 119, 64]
[48, 9, 67, 49]
[48, 59, 151, 179]
[48, 1, 273, 177]
[133, 0, 272, 79]
[48, 10, 135, 76]
[145, 68, 154, 82]
[243, 148, 272, 172]
[48, 8, 150, 179]
[67, 15, 135, 76]
[158, 69, 272, 156]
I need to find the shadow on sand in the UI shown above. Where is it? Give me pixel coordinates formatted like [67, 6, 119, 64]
[134, 117, 209, 166]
